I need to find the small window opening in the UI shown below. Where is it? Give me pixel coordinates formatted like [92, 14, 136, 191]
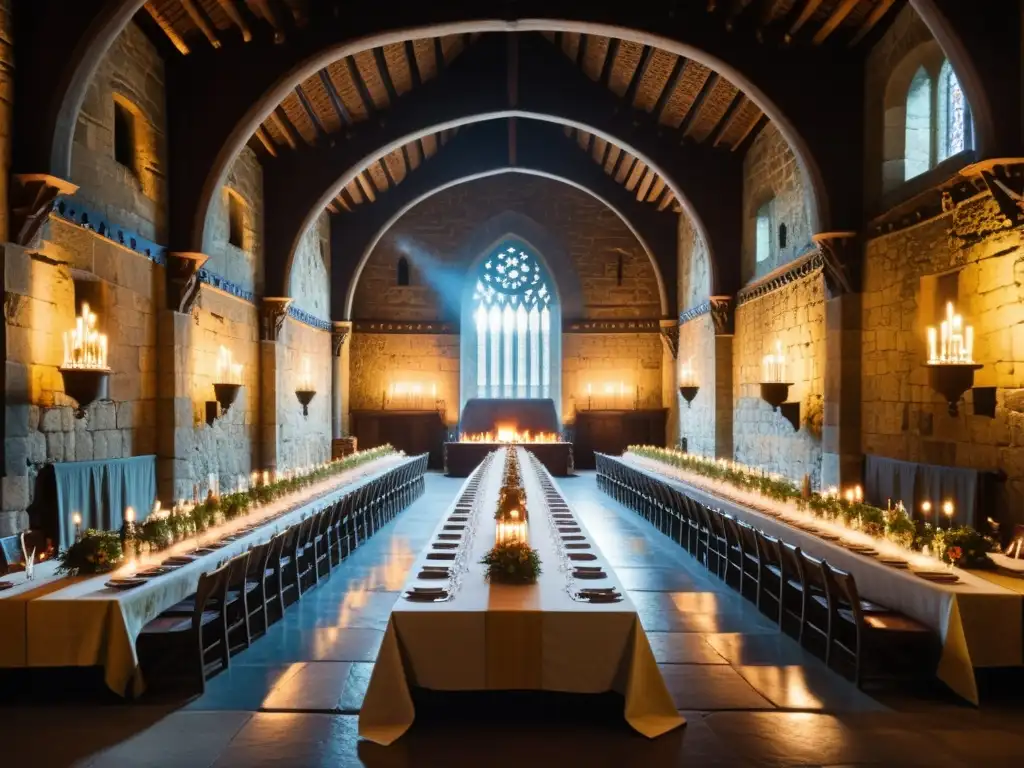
[777, 222, 787, 250]
[113, 100, 136, 174]
[755, 200, 773, 263]
[397, 256, 410, 286]
[227, 191, 245, 249]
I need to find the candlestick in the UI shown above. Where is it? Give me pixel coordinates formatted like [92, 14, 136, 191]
[72, 511, 82, 542]
[125, 506, 135, 523]
[942, 499, 955, 528]
[920, 500, 932, 518]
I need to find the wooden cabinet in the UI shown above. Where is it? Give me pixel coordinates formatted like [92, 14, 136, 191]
[572, 410, 667, 469]
[350, 411, 447, 469]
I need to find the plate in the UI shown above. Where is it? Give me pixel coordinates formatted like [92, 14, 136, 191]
[569, 553, 597, 561]
[418, 570, 449, 580]
[444, 524, 466, 530]
[405, 591, 449, 602]
[105, 578, 148, 589]
[427, 552, 457, 560]
[162, 555, 197, 564]
[432, 542, 459, 549]
[438, 533, 462, 540]
[0, 581, 13, 591]
[559, 528, 581, 534]
[565, 543, 591, 549]
[878, 557, 909, 568]
[410, 586, 447, 595]
[573, 570, 607, 580]
[562, 535, 585, 541]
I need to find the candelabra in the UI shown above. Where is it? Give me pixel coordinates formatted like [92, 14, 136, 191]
[295, 355, 316, 417]
[924, 302, 982, 416]
[678, 357, 699, 408]
[759, 340, 797, 427]
[60, 303, 111, 413]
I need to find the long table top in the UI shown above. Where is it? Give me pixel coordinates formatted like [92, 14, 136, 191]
[608, 453, 1023, 705]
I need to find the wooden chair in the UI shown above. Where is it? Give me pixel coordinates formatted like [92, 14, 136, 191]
[823, 563, 936, 688]
[777, 541, 808, 639]
[720, 515, 745, 591]
[797, 551, 832, 661]
[278, 522, 303, 607]
[262, 532, 287, 625]
[243, 539, 274, 637]
[313, 505, 334, 581]
[296, 515, 318, 593]
[137, 562, 231, 694]
[735, 520, 763, 604]
[754, 529, 783, 620]
[224, 551, 253, 654]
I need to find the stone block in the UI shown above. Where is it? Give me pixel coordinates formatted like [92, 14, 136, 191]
[2, 475, 28, 512]
[89, 401, 117, 431]
[4, 437, 29, 475]
[75, 430, 94, 462]
[27, 405, 40, 432]
[5, 404, 29, 438]
[46, 431, 65, 462]
[116, 401, 133, 429]
[40, 408, 63, 433]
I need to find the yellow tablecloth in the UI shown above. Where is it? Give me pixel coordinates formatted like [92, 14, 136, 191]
[620, 454, 1024, 705]
[15, 454, 414, 696]
[359, 448, 683, 745]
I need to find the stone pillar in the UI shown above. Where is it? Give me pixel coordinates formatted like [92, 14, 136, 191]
[710, 296, 735, 459]
[156, 310, 194, 503]
[259, 298, 292, 471]
[331, 322, 350, 440]
[660, 319, 680, 449]
[0, 0, 12, 244]
[814, 233, 862, 488]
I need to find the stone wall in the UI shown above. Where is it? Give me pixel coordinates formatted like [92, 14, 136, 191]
[289, 212, 330, 320]
[0, 0, 11, 242]
[183, 288, 259, 497]
[352, 175, 662, 321]
[862, 192, 1024, 524]
[70, 21, 168, 243]
[564, 333, 663, 422]
[2, 216, 163, 534]
[677, 213, 711, 313]
[741, 123, 813, 284]
[276, 318, 332, 471]
[733, 271, 825, 486]
[349, 333, 460, 425]
[677, 315, 717, 456]
[205, 147, 264, 297]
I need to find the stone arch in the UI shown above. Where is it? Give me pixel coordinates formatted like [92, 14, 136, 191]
[342, 168, 664, 320]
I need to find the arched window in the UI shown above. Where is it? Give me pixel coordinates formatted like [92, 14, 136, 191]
[396, 256, 410, 286]
[469, 242, 555, 399]
[904, 67, 932, 181]
[755, 200, 773, 263]
[937, 60, 972, 162]
[227, 190, 245, 249]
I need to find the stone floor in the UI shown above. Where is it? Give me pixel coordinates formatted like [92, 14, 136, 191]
[4, 472, 1024, 767]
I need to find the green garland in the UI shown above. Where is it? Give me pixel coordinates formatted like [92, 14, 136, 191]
[627, 445, 997, 568]
[481, 541, 542, 584]
[57, 530, 124, 575]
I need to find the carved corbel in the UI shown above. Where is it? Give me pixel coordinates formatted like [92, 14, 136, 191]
[709, 295, 735, 335]
[331, 322, 351, 356]
[965, 159, 1024, 228]
[659, 320, 680, 360]
[812, 232, 860, 298]
[167, 252, 209, 316]
[10, 174, 79, 247]
[261, 297, 293, 341]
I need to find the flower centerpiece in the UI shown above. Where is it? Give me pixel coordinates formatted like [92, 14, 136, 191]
[57, 529, 124, 575]
[481, 540, 542, 584]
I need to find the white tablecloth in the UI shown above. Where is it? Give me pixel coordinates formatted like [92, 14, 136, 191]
[15, 455, 416, 695]
[618, 454, 1024, 705]
[359, 448, 683, 745]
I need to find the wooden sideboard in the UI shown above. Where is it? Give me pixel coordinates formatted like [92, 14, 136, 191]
[349, 410, 447, 469]
[572, 409, 667, 469]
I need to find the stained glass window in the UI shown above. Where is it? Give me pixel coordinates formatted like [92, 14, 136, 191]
[471, 242, 555, 398]
[938, 60, 971, 162]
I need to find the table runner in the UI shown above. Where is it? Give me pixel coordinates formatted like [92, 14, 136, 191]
[617, 454, 1023, 705]
[17, 454, 416, 695]
[359, 448, 682, 745]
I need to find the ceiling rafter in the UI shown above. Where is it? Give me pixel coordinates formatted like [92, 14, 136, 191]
[812, 0, 860, 45]
[373, 47, 400, 103]
[143, 3, 190, 54]
[270, 106, 299, 150]
[708, 92, 745, 146]
[294, 83, 326, 139]
[623, 45, 653, 105]
[179, 0, 221, 49]
[254, 125, 277, 156]
[678, 72, 719, 139]
[599, 38, 620, 88]
[318, 70, 353, 127]
[434, 37, 445, 71]
[378, 157, 397, 187]
[404, 40, 422, 87]
[344, 56, 376, 116]
[848, 0, 898, 47]
[357, 171, 376, 202]
[786, 0, 825, 42]
[576, 34, 588, 67]
[216, 0, 253, 42]
[652, 56, 687, 121]
[733, 111, 768, 152]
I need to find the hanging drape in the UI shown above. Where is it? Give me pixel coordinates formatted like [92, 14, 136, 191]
[863, 454, 981, 528]
[53, 455, 157, 549]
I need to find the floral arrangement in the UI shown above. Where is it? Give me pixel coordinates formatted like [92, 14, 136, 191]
[481, 541, 542, 584]
[496, 448, 528, 521]
[628, 445, 998, 567]
[57, 530, 124, 575]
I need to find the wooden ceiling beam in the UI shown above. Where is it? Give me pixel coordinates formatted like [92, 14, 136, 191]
[345, 56, 376, 116]
[254, 125, 277, 156]
[325, 201, 339, 214]
[216, 0, 252, 42]
[636, 167, 655, 201]
[647, 174, 666, 203]
[356, 171, 376, 202]
[319, 70, 353, 127]
[245, 0, 284, 42]
[143, 2, 191, 55]
[652, 56, 687, 121]
[599, 38, 620, 88]
[725, 0, 757, 31]
[610, 146, 628, 179]
[378, 158, 397, 188]
[623, 45, 653, 106]
[373, 47, 399, 104]
[434, 37, 446, 71]
[619, 155, 639, 185]
[180, 0, 221, 49]
[786, 0, 824, 43]
[677, 72, 718, 139]
[599, 138, 613, 168]
[657, 189, 676, 212]
[339, 186, 359, 209]
[708, 92, 745, 146]
[404, 40, 421, 87]
[584, 131, 594, 155]
[575, 34, 588, 67]
[270, 107, 298, 150]
[334, 194, 351, 213]
[400, 144, 413, 175]
[294, 83, 326, 138]
[734, 112, 769, 153]
[848, 0, 898, 47]
[812, 0, 859, 45]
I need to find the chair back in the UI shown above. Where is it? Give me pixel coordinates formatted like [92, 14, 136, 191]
[755, 530, 781, 568]
[246, 540, 272, 581]
[824, 563, 863, 623]
[193, 561, 231, 628]
[226, 551, 251, 594]
[737, 520, 760, 556]
[778, 541, 805, 585]
[799, 551, 828, 595]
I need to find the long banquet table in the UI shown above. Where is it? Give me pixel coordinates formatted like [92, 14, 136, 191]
[603, 453, 1024, 705]
[359, 447, 682, 746]
[1, 453, 420, 696]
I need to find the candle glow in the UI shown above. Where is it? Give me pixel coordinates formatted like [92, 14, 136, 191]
[679, 358, 697, 386]
[216, 346, 243, 385]
[63, 303, 109, 370]
[762, 340, 786, 383]
[927, 301, 975, 364]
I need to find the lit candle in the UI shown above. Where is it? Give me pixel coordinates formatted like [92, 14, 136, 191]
[844, 489, 854, 504]
[920, 500, 932, 517]
[927, 326, 937, 363]
[942, 500, 955, 528]
[854, 485, 863, 503]
[263, 470, 270, 486]
[125, 506, 135, 523]
[72, 511, 82, 541]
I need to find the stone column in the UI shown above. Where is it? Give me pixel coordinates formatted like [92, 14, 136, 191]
[331, 322, 350, 440]
[0, 0, 12, 244]
[814, 233, 862, 488]
[156, 309, 194, 503]
[710, 296, 735, 459]
[259, 298, 292, 472]
[660, 319, 680, 448]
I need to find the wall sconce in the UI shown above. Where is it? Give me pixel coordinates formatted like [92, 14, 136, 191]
[207, 346, 244, 425]
[678, 357, 699, 408]
[295, 356, 316, 417]
[925, 301, 982, 416]
[759, 340, 798, 429]
[60, 303, 110, 414]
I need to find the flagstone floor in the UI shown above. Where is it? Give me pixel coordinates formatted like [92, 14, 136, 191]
[3, 472, 1023, 767]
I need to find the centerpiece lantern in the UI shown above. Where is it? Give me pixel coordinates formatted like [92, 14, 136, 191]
[60, 303, 110, 413]
[925, 301, 982, 416]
